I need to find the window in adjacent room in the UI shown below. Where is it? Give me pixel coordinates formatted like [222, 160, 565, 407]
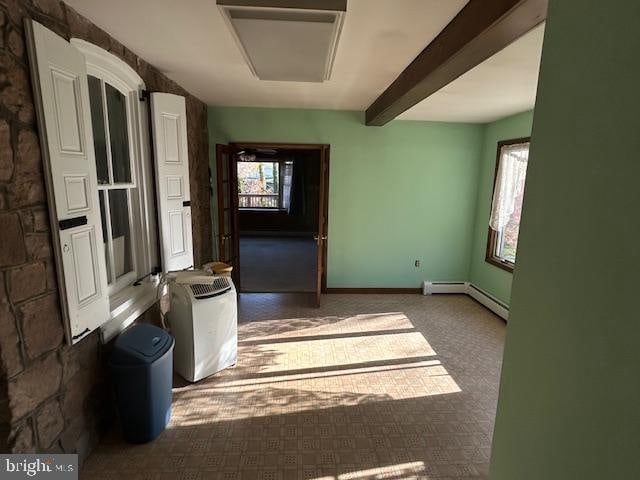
[238, 160, 293, 209]
[486, 137, 531, 272]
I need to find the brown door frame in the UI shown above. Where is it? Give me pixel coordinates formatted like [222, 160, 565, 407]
[215, 144, 241, 287]
[215, 144, 228, 261]
[229, 142, 330, 298]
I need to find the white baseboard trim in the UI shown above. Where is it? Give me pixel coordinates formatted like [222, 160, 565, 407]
[422, 281, 509, 321]
[466, 283, 509, 320]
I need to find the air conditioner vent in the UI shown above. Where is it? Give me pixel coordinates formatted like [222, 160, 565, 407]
[190, 277, 232, 299]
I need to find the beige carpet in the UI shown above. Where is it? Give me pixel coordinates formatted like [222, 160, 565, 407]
[82, 294, 505, 480]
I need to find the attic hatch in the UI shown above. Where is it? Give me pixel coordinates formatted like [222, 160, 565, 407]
[217, 0, 346, 82]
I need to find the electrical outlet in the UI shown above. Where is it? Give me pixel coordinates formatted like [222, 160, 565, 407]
[414, 260, 420, 268]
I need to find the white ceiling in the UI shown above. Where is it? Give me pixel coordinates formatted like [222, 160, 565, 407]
[398, 24, 545, 123]
[63, 0, 543, 123]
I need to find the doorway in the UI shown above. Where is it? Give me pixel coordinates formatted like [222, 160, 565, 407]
[216, 143, 329, 306]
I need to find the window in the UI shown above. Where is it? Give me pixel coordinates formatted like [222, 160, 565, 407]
[88, 75, 136, 292]
[73, 39, 158, 299]
[238, 160, 293, 209]
[486, 137, 530, 272]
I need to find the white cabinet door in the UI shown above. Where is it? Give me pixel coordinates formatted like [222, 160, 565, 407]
[26, 20, 110, 344]
[150, 93, 194, 272]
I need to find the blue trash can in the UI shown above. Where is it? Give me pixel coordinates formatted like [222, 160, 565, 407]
[110, 324, 174, 443]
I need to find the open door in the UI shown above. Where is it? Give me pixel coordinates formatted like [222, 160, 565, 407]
[216, 144, 240, 286]
[315, 146, 330, 307]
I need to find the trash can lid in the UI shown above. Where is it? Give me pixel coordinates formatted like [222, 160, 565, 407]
[111, 324, 174, 366]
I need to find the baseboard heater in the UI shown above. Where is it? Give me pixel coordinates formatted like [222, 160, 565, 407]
[422, 281, 468, 295]
[422, 281, 509, 321]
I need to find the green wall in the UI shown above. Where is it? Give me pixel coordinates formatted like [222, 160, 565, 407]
[469, 111, 534, 304]
[209, 108, 484, 288]
[490, 1, 640, 478]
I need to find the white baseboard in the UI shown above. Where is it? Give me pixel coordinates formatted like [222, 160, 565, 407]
[466, 284, 509, 320]
[422, 281, 509, 321]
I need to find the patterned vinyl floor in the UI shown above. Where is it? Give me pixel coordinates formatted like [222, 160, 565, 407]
[82, 293, 506, 480]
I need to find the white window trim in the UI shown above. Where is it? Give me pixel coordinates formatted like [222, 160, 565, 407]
[71, 39, 160, 341]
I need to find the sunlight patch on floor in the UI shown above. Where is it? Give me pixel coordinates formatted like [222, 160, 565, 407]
[238, 330, 436, 374]
[170, 312, 461, 426]
[313, 461, 427, 479]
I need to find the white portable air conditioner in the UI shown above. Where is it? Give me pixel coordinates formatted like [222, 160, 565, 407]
[167, 276, 238, 382]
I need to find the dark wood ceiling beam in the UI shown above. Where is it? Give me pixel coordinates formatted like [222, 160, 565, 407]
[365, 0, 547, 126]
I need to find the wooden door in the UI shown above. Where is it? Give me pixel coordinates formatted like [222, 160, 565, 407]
[216, 144, 240, 286]
[315, 146, 330, 307]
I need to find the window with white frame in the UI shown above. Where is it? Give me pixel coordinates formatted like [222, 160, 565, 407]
[73, 40, 158, 300]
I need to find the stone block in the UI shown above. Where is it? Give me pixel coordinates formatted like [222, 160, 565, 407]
[0, 119, 12, 182]
[35, 398, 64, 448]
[0, 423, 8, 453]
[33, 207, 49, 232]
[0, 302, 23, 378]
[61, 331, 98, 384]
[108, 37, 125, 59]
[2, 0, 27, 27]
[0, 53, 34, 125]
[0, 398, 9, 423]
[28, 10, 69, 41]
[58, 415, 85, 454]
[19, 209, 34, 233]
[19, 293, 63, 359]
[6, 129, 45, 208]
[15, 130, 41, 180]
[45, 260, 57, 292]
[7, 26, 24, 58]
[32, 0, 66, 22]
[64, 3, 90, 39]
[8, 352, 61, 420]
[86, 25, 111, 52]
[25, 234, 52, 260]
[6, 177, 46, 208]
[61, 367, 96, 422]
[122, 47, 137, 72]
[9, 262, 46, 303]
[0, 212, 26, 266]
[9, 419, 35, 453]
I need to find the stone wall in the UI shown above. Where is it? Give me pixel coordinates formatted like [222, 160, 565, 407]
[0, 0, 212, 458]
